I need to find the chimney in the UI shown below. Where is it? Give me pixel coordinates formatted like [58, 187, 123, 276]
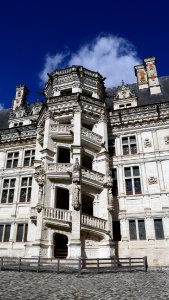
[144, 57, 161, 95]
[134, 64, 148, 89]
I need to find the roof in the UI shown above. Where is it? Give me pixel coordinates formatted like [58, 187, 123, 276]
[0, 109, 10, 129]
[106, 76, 169, 108]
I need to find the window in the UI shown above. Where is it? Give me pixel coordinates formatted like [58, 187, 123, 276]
[23, 149, 35, 167]
[20, 177, 32, 202]
[129, 220, 137, 240]
[0, 224, 11, 242]
[6, 152, 19, 168]
[16, 224, 28, 242]
[1, 178, 16, 203]
[122, 136, 137, 155]
[138, 220, 146, 240]
[112, 168, 118, 196]
[113, 221, 121, 241]
[124, 166, 141, 195]
[119, 103, 132, 109]
[129, 220, 146, 240]
[154, 219, 164, 239]
[108, 139, 116, 156]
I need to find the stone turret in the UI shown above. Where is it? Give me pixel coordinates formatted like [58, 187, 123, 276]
[44, 65, 106, 100]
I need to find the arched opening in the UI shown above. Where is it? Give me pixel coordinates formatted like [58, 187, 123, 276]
[58, 147, 70, 163]
[55, 187, 69, 210]
[54, 233, 68, 258]
[82, 194, 94, 216]
[82, 153, 93, 169]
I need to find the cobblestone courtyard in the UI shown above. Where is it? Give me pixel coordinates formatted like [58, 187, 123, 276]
[0, 270, 169, 300]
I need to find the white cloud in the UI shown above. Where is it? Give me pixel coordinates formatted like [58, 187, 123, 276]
[0, 103, 4, 110]
[39, 35, 141, 87]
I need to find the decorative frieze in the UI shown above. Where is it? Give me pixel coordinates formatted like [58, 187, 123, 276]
[0, 124, 37, 144]
[50, 124, 73, 134]
[81, 127, 102, 143]
[148, 177, 158, 185]
[47, 163, 72, 173]
[81, 168, 104, 184]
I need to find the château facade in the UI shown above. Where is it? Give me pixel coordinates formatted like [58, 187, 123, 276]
[0, 57, 169, 266]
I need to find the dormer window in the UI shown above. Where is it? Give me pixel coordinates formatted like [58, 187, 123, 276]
[119, 103, 132, 109]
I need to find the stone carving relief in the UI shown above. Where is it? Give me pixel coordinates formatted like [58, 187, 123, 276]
[144, 139, 152, 148]
[34, 164, 46, 212]
[148, 177, 158, 185]
[72, 183, 80, 210]
[108, 188, 114, 212]
[137, 69, 148, 85]
[164, 136, 169, 145]
[72, 158, 81, 183]
[114, 81, 136, 100]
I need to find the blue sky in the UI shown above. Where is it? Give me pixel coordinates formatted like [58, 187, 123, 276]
[0, 0, 169, 109]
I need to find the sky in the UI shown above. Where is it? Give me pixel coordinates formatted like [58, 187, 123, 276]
[0, 0, 169, 109]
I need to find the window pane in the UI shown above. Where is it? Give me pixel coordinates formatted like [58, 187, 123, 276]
[27, 188, 31, 202]
[154, 219, 164, 239]
[133, 166, 140, 176]
[126, 103, 131, 107]
[32, 150, 35, 155]
[0, 225, 3, 242]
[25, 150, 30, 157]
[124, 167, 131, 177]
[24, 224, 28, 242]
[24, 157, 30, 166]
[129, 220, 137, 240]
[130, 136, 136, 143]
[4, 225, 10, 242]
[8, 189, 14, 203]
[3, 179, 9, 188]
[29, 177, 32, 186]
[13, 159, 18, 168]
[7, 153, 13, 159]
[16, 224, 23, 242]
[10, 179, 16, 187]
[14, 152, 19, 158]
[131, 144, 137, 154]
[1, 190, 7, 203]
[125, 179, 133, 195]
[134, 178, 141, 194]
[30, 157, 34, 166]
[122, 137, 128, 145]
[20, 188, 26, 202]
[138, 220, 146, 240]
[22, 178, 28, 186]
[123, 145, 129, 155]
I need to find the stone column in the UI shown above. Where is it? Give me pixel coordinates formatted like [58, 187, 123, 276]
[68, 105, 82, 258]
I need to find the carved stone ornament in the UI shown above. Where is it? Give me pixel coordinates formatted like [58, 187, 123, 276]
[72, 183, 80, 210]
[148, 177, 158, 185]
[104, 166, 113, 187]
[72, 158, 81, 183]
[164, 136, 169, 145]
[114, 81, 135, 100]
[34, 165, 46, 186]
[144, 139, 152, 148]
[36, 203, 43, 213]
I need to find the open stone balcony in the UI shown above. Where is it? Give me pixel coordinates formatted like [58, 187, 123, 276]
[30, 207, 107, 232]
[50, 124, 73, 140]
[81, 127, 103, 148]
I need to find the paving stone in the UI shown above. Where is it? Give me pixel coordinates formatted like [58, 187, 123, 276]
[0, 270, 169, 299]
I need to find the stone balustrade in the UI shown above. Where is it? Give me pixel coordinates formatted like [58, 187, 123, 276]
[81, 168, 104, 184]
[44, 207, 72, 222]
[81, 214, 107, 231]
[50, 124, 73, 134]
[47, 163, 72, 172]
[81, 127, 102, 144]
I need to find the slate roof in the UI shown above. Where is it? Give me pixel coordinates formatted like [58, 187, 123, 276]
[0, 109, 10, 130]
[0, 76, 169, 130]
[106, 76, 169, 108]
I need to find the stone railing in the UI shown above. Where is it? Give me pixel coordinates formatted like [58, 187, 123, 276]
[81, 214, 107, 231]
[47, 163, 72, 173]
[0, 124, 37, 143]
[44, 207, 72, 222]
[81, 127, 102, 144]
[81, 168, 104, 184]
[50, 124, 73, 134]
